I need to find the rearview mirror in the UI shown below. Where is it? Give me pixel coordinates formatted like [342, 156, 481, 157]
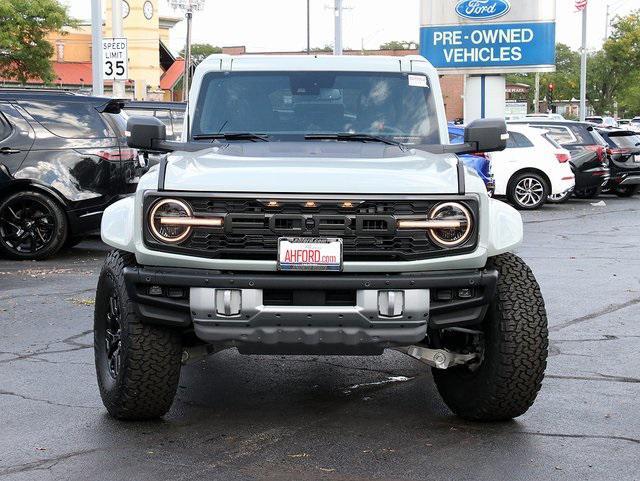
[464, 118, 508, 153]
[126, 116, 167, 151]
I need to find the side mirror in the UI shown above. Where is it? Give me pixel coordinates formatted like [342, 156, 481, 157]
[126, 116, 166, 151]
[464, 118, 508, 153]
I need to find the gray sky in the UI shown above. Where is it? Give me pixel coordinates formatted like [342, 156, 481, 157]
[64, 0, 638, 55]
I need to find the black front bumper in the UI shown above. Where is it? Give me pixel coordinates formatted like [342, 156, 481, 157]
[123, 266, 497, 352]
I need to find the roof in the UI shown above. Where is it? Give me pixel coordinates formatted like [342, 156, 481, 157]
[124, 100, 186, 110]
[0, 61, 133, 86]
[0, 89, 124, 111]
[160, 59, 185, 90]
[197, 54, 435, 73]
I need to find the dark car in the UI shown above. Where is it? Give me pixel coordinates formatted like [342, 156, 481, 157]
[596, 128, 640, 197]
[509, 120, 611, 199]
[0, 89, 141, 260]
[122, 101, 185, 140]
[448, 124, 495, 194]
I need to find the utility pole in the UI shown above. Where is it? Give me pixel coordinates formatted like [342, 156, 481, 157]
[306, 0, 311, 54]
[111, 0, 125, 98]
[534, 72, 540, 114]
[91, 0, 104, 96]
[334, 0, 343, 55]
[183, 8, 192, 101]
[604, 3, 610, 41]
[579, 4, 588, 121]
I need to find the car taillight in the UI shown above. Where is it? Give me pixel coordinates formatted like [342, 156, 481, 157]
[585, 145, 607, 164]
[555, 152, 570, 163]
[78, 148, 138, 161]
[608, 148, 628, 155]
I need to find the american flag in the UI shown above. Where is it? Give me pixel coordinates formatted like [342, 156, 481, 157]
[575, 0, 588, 11]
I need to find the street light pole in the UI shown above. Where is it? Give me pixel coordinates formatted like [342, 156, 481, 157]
[183, 8, 192, 101]
[170, 0, 205, 102]
[306, 0, 311, 54]
[579, 4, 588, 121]
[334, 0, 343, 55]
[91, 0, 104, 96]
[111, 0, 125, 98]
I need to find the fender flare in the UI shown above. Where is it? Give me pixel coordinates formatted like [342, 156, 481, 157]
[485, 198, 523, 256]
[0, 174, 70, 209]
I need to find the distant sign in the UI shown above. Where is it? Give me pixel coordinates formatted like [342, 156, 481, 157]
[102, 38, 128, 80]
[420, 0, 556, 74]
[455, 0, 511, 21]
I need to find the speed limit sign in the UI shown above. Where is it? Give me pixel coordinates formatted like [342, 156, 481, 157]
[102, 38, 128, 80]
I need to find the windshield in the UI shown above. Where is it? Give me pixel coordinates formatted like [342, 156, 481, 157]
[608, 133, 640, 149]
[191, 71, 440, 144]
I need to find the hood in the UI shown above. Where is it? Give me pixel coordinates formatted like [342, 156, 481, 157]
[158, 142, 477, 195]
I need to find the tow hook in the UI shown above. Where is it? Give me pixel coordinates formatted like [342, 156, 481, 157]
[400, 346, 478, 370]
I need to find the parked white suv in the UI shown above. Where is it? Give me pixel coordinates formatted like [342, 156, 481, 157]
[490, 124, 575, 209]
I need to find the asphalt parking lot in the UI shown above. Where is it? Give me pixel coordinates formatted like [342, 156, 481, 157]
[0, 195, 639, 481]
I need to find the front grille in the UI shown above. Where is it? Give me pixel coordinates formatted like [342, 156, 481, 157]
[143, 195, 479, 262]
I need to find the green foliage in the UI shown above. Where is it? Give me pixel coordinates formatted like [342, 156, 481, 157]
[507, 10, 640, 117]
[311, 44, 333, 53]
[0, 0, 75, 83]
[179, 43, 222, 66]
[379, 40, 417, 50]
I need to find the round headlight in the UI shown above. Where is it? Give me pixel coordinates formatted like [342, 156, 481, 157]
[149, 198, 193, 244]
[428, 202, 473, 248]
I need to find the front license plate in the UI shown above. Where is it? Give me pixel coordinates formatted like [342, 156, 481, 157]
[278, 238, 343, 272]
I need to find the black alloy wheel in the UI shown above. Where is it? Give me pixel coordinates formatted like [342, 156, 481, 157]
[0, 190, 67, 260]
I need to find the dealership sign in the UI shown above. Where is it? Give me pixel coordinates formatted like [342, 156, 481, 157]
[420, 0, 556, 74]
[455, 0, 511, 21]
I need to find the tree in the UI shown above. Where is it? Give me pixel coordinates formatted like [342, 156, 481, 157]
[179, 43, 222, 66]
[507, 43, 581, 111]
[0, 0, 75, 83]
[380, 40, 417, 50]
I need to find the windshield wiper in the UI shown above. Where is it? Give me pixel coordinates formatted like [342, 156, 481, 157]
[305, 133, 406, 149]
[192, 132, 270, 142]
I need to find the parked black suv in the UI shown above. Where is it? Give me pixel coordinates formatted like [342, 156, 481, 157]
[510, 120, 611, 199]
[596, 128, 640, 197]
[0, 90, 140, 260]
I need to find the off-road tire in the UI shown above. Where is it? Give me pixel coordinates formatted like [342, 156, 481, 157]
[433, 252, 548, 421]
[94, 250, 182, 420]
[0, 190, 67, 260]
[614, 185, 639, 197]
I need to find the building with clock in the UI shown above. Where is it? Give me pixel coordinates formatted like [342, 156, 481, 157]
[0, 0, 182, 100]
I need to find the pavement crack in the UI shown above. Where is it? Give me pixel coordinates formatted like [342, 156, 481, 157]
[0, 449, 100, 477]
[519, 431, 640, 445]
[546, 373, 640, 384]
[0, 390, 98, 409]
[550, 296, 640, 332]
[0, 288, 95, 302]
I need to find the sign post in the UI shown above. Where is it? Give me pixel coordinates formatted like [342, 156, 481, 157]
[102, 38, 129, 84]
[420, 0, 556, 123]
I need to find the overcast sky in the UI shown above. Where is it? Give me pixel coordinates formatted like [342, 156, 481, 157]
[63, 0, 638, 55]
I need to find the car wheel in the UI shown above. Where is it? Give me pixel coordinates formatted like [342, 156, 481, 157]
[433, 253, 548, 421]
[547, 191, 572, 203]
[0, 190, 67, 260]
[574, 187, 600, 199]
[508, 173, 548, 210]
[614, 185, 639, 197]
[94, 250, 182, 420]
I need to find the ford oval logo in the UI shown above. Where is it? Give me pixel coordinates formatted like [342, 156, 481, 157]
[455, 0, 511, 21]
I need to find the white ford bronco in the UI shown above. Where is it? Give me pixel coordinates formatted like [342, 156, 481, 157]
[95, 55, 548, 421]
